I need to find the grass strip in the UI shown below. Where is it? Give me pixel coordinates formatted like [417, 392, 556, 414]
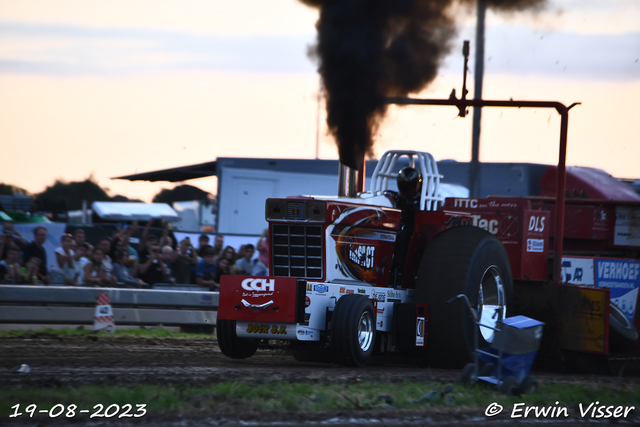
[0, 327, 214, 339]
[3, 381, 639, 417]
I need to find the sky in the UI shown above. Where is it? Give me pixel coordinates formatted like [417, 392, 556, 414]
[1, 0, 639, 202]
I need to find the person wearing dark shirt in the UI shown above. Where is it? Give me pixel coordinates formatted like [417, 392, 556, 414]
[137, 243, 168, 286]
[197, 234, 210, 257]
[22, 226, 50, 285]
[1, 221, 27, 260]
[195, 247, 218, 290]
[173, 238, 198, 284]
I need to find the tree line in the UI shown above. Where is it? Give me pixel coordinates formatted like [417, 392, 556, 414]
[0, 178, 212, 215]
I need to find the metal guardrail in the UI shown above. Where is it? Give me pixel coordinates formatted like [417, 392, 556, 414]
[0, 285, 219, 328]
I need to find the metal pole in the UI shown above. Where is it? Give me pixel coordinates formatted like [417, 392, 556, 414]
[470, 0, 486, 198]
[553, 109, 569, 283]
[315, 79, 322, 160]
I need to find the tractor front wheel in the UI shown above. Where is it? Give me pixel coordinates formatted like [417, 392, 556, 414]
[217, 319, 259, 359]
[331, 294, 376, 367]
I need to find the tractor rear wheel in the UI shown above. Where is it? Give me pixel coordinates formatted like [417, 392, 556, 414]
[217, 319, 259, 359]
[415, 226, 513, 368]
[331, 294, 376, 367]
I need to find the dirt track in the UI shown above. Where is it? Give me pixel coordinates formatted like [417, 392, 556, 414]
[2, 333, 639, 426]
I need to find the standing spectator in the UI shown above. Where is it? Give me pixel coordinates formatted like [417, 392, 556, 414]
[219, 245, 242, 275]
[161, 245, 176, 284]
[138, 243, 169, 286]
[213, 234, 224, 260]
[1, 221, 27, 260]
[72, 228, 86, 247]
[216, 257, 231, 279]
[98, 237, 118, 286]
[22, 226, 50, 285]
[111, 224, 139, 262]
[82, 247, 110, 287]
[195, 247, 218, 290]
[162, 235, 175, 252]
[236, 244, 246, 261]
[52, 233, 77, 285]
[0, 244, 23, 282]
[252, 229, 270, 276]
[113, 249, 146, 288]
[139, 219, 168, 260]
[116, 243, 138, 277]
[73, 243, 91, 285]
[197, 234, 210, 256]
[173, 238, 198, 284]
[0, 229, 14, 261]
[24, 257, 45, 285]
[236, 243, 256, 275]
[77, 242, 92, 264]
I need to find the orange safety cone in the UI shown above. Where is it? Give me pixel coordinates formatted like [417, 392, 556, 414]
[94, 293, 116, 333]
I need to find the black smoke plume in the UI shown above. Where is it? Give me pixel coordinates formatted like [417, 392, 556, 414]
[303, 0, 546, 169]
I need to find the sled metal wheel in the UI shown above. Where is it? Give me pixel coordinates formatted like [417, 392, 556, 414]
[479, 362, 495, 377]
[478, 266, 506, 343]
[500, 376, 520, 396]
[459, 363, 477, 385]
[519, 375, 539, 394]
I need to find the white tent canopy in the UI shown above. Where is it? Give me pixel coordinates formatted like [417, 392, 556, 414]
[92, 202, 180, 222]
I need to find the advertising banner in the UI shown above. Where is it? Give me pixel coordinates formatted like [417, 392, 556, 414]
[595, 259, 640, 323]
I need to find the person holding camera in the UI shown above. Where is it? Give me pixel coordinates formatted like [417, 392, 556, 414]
[137, 243, 168, 286]
[172, 238, 198, 285]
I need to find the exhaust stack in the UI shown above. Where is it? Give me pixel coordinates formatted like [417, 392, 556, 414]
[338, 163, 358, 198]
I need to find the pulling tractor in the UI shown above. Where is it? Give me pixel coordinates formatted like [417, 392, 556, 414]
[217, 59, 640, 375]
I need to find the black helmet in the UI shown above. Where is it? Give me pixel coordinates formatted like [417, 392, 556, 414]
[397, 167, 422, 198]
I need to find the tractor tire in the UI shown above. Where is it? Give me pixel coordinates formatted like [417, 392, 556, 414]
[415, 226, 513, 368]
[217, 319, 259, 359]
[609, 301, 639, 353]
[331, 294, 376, 367]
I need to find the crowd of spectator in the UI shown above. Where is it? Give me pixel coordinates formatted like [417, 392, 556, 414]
[0, 220, 270, 291]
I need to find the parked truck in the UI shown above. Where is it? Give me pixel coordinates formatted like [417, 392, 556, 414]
[217, 66, 640, 374]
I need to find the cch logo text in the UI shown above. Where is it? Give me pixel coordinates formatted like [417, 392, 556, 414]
[242, 278, 275, 292]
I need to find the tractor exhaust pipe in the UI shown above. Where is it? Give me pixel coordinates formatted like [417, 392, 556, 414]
[338, 163, 358, 198]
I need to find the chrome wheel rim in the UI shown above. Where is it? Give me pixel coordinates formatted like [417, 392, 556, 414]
[358, 311, 374, 352]
[478, 265, 506, 343]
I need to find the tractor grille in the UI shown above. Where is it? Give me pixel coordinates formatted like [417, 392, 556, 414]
[272, 224, 323, 279]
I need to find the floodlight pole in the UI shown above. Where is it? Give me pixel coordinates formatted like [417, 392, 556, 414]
[470, 0, 486, 198]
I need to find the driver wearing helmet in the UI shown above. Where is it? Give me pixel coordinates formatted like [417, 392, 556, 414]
[388, 166, 423, 287]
